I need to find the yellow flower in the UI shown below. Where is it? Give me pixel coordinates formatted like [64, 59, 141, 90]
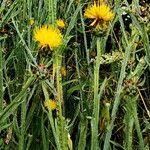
[84, 2, 114, 29]
[44, 99, 57, 110]
[56, 19, 66, 29]
[29, 18, 34, 25]
[60, 67, 67, 76]
[34, 25, 62, 49]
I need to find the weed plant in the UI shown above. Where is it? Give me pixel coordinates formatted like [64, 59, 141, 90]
[0, 0, 150, 149]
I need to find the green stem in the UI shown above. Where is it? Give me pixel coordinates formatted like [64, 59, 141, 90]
[124, 95, 135, 150]
[26, 134, 33, 150]
[48, 0, 56, 24]
[55, 51, 68, 150]
[133, 99, 145, 149]
[75, 48, 83, 111]
[55, 53, 63, 115]
[0, 45, 3, 111]
[103, 42, 132, 150]
[91, 37, 102, 150]
[78, 119, 88, 150]
[41, 113, 48, 150]
[79, 9, 92, 76]
[42, 81, 60, 150]
[18, 95, 27, 150]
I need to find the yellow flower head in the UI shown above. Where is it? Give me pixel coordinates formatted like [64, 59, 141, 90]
[56, 19, 66, 29]
[60, 67, 67, 77]
[84, 1, 114, 29]
[29, 18, 34, 26]
[44, 99, 57, 110]
[34, 25, 62, 49]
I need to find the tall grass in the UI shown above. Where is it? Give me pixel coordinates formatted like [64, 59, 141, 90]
[0, 0, 150, 149]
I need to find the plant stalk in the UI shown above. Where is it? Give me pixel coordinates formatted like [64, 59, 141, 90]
[91, 37, 102, 150]
[0, 45, 3, 111]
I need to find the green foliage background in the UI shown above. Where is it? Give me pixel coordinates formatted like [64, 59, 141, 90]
[0, 0, 150, 149]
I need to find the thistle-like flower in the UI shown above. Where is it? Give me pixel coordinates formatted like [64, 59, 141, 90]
[44, 99, 57, 110]
[84, 1, 114, 29]
[56, 19, 66, 29]
[34, 25, 62, 49]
